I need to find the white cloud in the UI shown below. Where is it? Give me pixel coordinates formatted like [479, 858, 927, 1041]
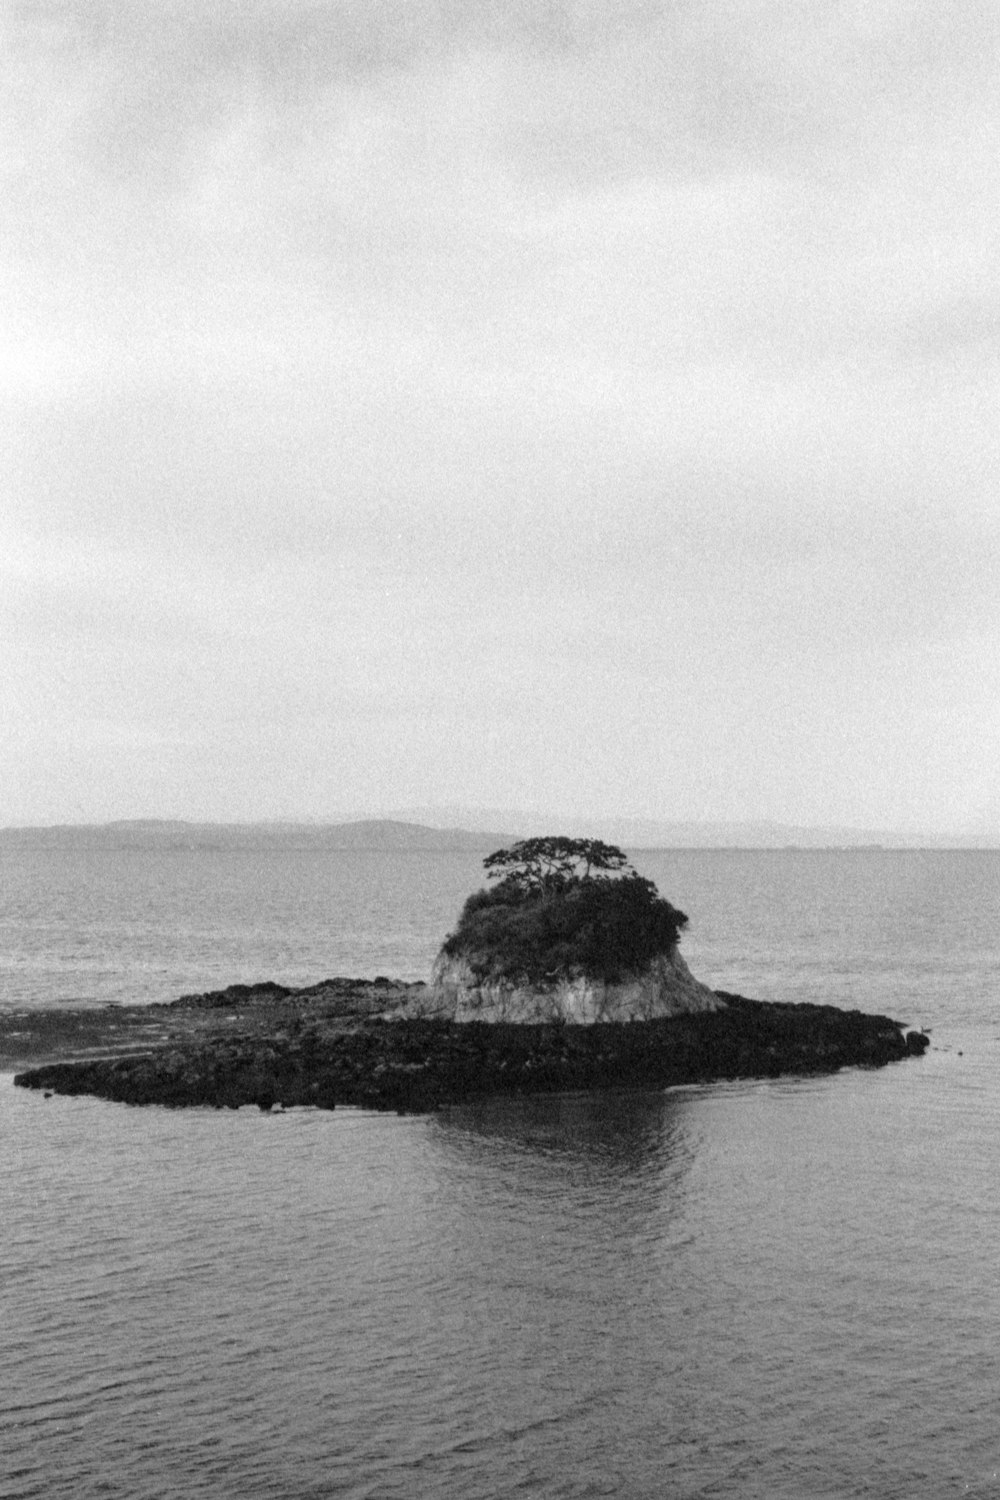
[3, 0, 999, 828]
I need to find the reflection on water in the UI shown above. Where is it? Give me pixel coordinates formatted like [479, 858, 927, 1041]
[438, 1088, 693, 1174]
[5, 1051, 1000, 1499]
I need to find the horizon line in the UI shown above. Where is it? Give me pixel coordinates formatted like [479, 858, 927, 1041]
[1, 813, 997, 849]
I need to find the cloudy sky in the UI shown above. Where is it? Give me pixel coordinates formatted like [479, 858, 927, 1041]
[5, 1, 999, 833]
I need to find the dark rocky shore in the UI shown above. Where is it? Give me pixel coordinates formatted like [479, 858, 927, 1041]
[11, 979, 929, 1113]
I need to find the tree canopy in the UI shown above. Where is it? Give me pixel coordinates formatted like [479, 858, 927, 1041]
[441, 836, 689, 985]
[483, 836, 632, 895]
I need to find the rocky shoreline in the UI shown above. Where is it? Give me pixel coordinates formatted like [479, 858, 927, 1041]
[10, 979, 929, 1113]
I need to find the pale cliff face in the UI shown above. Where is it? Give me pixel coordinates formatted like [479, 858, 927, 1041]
[405, 945, 724, 1024]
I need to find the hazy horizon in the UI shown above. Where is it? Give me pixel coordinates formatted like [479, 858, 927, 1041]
[3, 807, 998, 849]
[6, 3, 999, 834]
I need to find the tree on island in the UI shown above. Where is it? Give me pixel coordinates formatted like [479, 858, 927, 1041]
[441, 836, 689, 986]
[483, 835, 631, 894]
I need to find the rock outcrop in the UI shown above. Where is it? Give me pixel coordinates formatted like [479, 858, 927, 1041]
[400, 943, 724, 1024]
[13, 993, 929, 1113]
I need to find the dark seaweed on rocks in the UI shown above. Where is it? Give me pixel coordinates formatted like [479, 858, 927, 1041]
[168, 977, 409, 1009]
[14, 995, 929, 1114]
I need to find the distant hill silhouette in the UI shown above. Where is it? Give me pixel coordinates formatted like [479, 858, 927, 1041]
[3, 814, 994, 851]
[386, 806, 996, 849]
[0, 819, 511, 851]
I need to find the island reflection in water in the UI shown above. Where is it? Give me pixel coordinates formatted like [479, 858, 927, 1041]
[6, 1058, 999, 1500]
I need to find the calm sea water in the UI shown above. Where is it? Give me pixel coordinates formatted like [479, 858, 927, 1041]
[3, 848, 1000, 1497]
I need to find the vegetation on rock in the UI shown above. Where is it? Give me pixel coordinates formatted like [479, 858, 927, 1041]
[441, 837, 689, 986]
[483, 836, 631, 892]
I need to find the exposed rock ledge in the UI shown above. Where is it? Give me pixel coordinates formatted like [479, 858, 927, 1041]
[401, 945, 724, 1023]
[11, 980, 929, 1113]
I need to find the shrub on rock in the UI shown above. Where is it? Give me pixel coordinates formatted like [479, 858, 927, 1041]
[441, 837, 689, 986]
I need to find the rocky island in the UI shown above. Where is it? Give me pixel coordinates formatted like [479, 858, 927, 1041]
[11, 839, 928, 1111]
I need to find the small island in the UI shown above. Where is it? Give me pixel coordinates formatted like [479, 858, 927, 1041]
[415, 836, 724, 1022]
[12, 839, 928, 1111]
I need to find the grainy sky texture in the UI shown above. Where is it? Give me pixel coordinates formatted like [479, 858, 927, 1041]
[4, 1, 999, 832]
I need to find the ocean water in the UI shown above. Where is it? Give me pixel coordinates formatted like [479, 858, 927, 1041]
[2, 848, 1000, 1497]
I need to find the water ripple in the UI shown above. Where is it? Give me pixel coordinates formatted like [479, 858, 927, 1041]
[5, 1054, 1000, 1497]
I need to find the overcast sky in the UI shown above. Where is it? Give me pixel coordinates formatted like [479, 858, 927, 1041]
[4, 1, 999, 833]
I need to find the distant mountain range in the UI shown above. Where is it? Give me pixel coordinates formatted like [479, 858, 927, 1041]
[1, 815, 996, 850]
[385, 807, 999, 850]
[0, 819, 512, 851]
